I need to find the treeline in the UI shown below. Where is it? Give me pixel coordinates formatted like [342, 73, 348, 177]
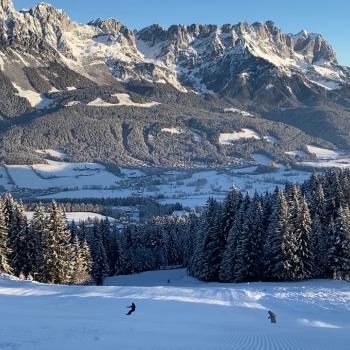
[189, 169, 350, 282]
[1, 168, 350, 285]
[26, 198, 183, 222]
[120, 169, 350, 282]
[0, 195, 91, 284]
[0, 193, 187, 285]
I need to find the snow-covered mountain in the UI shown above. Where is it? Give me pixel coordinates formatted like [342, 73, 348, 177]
[0, 0, 349, 167]
[0, 0, 348, 98]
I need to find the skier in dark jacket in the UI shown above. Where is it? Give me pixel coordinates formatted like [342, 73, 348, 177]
[268, 310, 277, 323]
[126, 302, 136, 315]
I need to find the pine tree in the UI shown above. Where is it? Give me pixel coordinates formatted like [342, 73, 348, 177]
[311, 214, 328, 277]
[328, 206, 350, 280]
[296, 198, 314, 279]
[198, 198, 223, 281]
[108, 223, 124, 275]
[8, 202, 29, 276]
[220, 187, 242, 242]
[219, 195, 246, 282]
[70, 236, 91, 284]
[89, 221, 109, 285]
[233, 195, 265, 282]
[45, 201, 72, 284]
[2, 193, 16, 229]
[264, 190, 298, 281]
[29, 204, 47, 281]
[0, 201, 12, 274]
[183, 212, 200, 266]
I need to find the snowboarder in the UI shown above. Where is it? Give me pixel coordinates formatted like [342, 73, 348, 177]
[126, 302, 136, 316]
[268, 310, 277, 323]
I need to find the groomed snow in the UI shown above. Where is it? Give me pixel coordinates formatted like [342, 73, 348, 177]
[0, 269, 349, 350]
[219, 129, 261, 144]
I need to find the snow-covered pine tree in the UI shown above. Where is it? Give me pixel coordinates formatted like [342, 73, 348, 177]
[311, 214, 328, 277]
[324, 170, 345, 221]
[198, 198, 223, 281]
[286, 185, 305, 279]
[2, 193, 16, 229]
[29, 204, 47, 281]
[233, 194, 265, 282]
[8, 202, 29, 276]
[188, 215, 206, 278]
[77, 220, 87, 241]
[107, 223, 124, 275]
[70, 220, 78, 240]
[70, 235, 91, 284]
[220, 187, 241, 242]
[183, 212, 201, 266]
[144, 218, 166, 270]
[328, 206, 350, 280]
[119, 225, 136, 274]
[98, 218, 115, 274]
[219, 194, 246, 282]
[296, 197, 314, 279]
[0, 201, 12, 274]
[89, 220, 109, 285]
[45, 201, 72, 284]
[264, 190, 298, 281]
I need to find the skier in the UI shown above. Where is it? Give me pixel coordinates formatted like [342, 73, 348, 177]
[126, 302, 136, 316]
[268, 310, 277, 323]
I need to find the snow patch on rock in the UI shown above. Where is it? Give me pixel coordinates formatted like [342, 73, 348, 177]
[13, 83, 53, 109]
[161, 127, 183, 135]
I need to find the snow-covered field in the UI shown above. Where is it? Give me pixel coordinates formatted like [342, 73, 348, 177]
[306, 145, 339, 159]
[86, 93, 159, 108]
[25, 211, 115, 223]
[0, 159, 312, 207]
[219, 128, 261, 144]
[1, 151, 350, 207]
[0, 269, 349, 350]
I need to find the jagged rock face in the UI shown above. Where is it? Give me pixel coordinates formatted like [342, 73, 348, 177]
[135, 20, 343, 98]
[0, 0, 15, 16]
[0, 0, 348, 105]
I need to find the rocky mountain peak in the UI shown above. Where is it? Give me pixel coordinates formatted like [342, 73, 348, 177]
[0, 0, 15, 15]
[28, 2, 73, 32]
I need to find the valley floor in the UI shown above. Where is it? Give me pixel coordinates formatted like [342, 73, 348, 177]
[0, 269, 349, 350]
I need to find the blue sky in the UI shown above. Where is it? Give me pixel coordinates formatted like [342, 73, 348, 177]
[13, 0, 350, 66]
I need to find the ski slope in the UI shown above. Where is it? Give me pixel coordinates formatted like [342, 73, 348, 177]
[0, 269, 349, 350]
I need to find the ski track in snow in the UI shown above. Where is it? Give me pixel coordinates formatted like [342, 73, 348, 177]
[0, 269, 349, 350]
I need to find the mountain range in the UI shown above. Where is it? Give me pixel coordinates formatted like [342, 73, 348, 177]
[0, 0, 349, 168]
